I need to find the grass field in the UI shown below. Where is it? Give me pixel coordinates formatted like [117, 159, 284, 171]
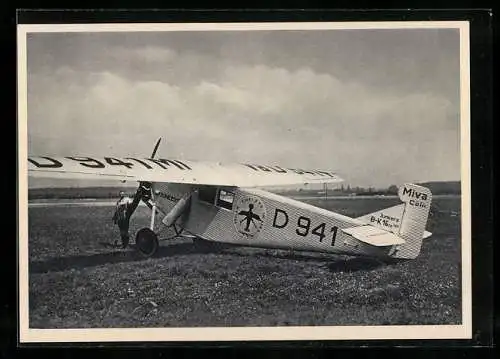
[27, 196, 462, 328]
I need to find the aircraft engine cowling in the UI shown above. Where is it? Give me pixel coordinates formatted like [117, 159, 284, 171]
[133, 137, 161, 208]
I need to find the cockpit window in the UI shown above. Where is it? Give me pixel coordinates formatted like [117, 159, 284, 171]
[198, 186, 217, 204]
[217, 189, 234, 210]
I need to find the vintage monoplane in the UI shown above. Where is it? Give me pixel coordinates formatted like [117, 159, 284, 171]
[27, 139, 432, 261]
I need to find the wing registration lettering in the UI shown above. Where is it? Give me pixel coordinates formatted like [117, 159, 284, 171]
[65, 156, 106, 168]
[27, 155, 343, 187]
[125, 157, 153, 169]
[28, 156, 62, 168]
[244, 163, 338, 178]
[28, 156, 192, 171]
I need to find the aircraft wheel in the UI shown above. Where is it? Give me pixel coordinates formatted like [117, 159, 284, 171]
[135, 227, 159, 257]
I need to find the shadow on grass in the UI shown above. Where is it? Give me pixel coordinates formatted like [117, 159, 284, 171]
[223, 249, 332, 263]
[29, 241, 219, 274]
[213, 246, 395, 272]
[230, 251, 392, 272]
[30, 240, 394, 274]
[326, 257, 391, 273]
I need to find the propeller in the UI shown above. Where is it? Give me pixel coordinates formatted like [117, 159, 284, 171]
[151, 137, 161, 159]
[131, 138, 162, 212]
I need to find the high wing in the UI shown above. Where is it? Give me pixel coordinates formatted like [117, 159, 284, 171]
[27, 156, 343, 187]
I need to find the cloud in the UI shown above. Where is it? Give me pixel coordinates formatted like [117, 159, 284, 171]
[109, 46, 178, 64]
[27, 54, 460, 187]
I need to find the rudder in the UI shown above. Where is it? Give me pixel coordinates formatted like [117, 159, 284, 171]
[389, 183, 433, 259]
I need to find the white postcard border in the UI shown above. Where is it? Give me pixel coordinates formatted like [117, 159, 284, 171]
[17, 20, 472, 343]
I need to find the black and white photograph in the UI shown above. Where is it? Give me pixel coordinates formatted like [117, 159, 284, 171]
[18, 20, 471, 342]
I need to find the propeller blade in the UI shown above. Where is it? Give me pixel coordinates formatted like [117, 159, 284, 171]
[151, 138, 161, 159]
[130, 138, 161, 217]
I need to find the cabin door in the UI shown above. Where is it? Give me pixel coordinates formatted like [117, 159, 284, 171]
[182, 186, 236, 238]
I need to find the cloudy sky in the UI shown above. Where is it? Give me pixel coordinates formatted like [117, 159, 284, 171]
[26, 26, 462, 188]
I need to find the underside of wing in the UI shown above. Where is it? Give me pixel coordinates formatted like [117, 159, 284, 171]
[27, 156, 343, 187]
[341, 225, 406, 247]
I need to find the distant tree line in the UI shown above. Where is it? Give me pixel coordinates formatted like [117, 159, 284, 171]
[28, 187, 137, 200]
[285, 181, 461, 196]
[27, 181, 461, 200]
[333, 181, 460, 195]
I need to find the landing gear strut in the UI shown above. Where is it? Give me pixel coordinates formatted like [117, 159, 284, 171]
[130, 138, 163, 258]
[134, 184, 160, 258]
[133, 186, 192, 258]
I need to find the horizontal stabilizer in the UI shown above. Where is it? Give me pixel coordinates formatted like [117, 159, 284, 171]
[355, 204, 432, 240]
[341, 225, 406, 247]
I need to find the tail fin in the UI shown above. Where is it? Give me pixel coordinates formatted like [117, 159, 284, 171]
[356, 183, 432, 259]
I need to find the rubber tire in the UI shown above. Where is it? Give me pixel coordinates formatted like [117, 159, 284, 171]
[135, 227, 159, 258]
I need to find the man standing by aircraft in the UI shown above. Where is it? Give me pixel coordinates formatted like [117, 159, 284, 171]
[112, 185, 151, 248]
[112, 191, 135, 248]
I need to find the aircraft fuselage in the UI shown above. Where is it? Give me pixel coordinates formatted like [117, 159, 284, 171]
[151, 183, 392, 259]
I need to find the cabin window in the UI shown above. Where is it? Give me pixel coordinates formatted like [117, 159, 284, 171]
[217, 189, 234, 210]
[198, 186, 217, 204]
